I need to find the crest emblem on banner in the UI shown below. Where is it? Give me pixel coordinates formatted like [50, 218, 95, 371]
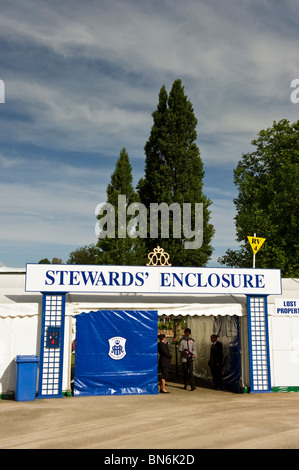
[108, 337, 127, 360]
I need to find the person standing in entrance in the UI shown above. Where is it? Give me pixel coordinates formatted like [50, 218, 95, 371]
[158, 334, 172, 393]
[179, 328, 196, 391]
[209, 334, 223, 390]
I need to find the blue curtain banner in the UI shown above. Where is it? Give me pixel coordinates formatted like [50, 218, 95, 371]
[74, 310, 158, 396]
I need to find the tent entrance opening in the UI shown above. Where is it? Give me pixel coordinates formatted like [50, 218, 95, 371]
[159, 314, 241, 393]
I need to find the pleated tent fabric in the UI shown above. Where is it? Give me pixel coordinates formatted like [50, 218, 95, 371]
[74, 309, 158, 396]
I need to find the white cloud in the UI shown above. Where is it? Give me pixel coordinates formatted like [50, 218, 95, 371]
[0, 153, 22, 169]
[0, 0, 298, 266]
[0, 180, 99, 245]
[2, 0, 298, 155]
[210, 199, 237, 246]
[6, 79, 151, 152]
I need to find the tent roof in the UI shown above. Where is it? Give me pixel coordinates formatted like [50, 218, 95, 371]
[267, 278, 299, 303]
[67, 292, 246, 317]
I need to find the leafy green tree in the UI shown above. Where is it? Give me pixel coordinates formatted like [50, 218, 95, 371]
[67, 244, 99, 264]
[218, 119, 299, 277]
[51, 258, 63, 264]
[38, 257, 63, 264]
[96, 148, 144, 265]
[138, 79, 214, 266]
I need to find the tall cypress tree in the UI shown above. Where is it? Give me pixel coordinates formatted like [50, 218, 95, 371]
[138, 79, 214, 266]
[96, 148, 142, 265]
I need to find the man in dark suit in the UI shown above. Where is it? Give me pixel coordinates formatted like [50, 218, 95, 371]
[158, 334, 172, 393]
[209, 334, 223, 390]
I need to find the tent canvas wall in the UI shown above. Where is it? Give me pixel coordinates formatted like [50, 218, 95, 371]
[267, 279, 299, 391]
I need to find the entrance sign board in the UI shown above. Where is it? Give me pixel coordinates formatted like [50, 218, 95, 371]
[26, 264, 281, 295]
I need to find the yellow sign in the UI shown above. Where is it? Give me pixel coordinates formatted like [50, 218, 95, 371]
[247, 236, 266, 253]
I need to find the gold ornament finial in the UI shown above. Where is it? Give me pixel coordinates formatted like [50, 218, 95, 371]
[146, 246, 171, 266]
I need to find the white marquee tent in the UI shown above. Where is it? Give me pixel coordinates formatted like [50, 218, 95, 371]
[0, 266, 298, 396]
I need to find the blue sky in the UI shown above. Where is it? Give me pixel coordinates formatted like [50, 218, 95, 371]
[0, 0, 298, 268]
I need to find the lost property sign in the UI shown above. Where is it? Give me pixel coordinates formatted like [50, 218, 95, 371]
[275, 299, 299, 315]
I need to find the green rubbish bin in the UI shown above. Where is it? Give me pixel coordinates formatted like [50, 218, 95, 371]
[15, 355, 39, 401]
